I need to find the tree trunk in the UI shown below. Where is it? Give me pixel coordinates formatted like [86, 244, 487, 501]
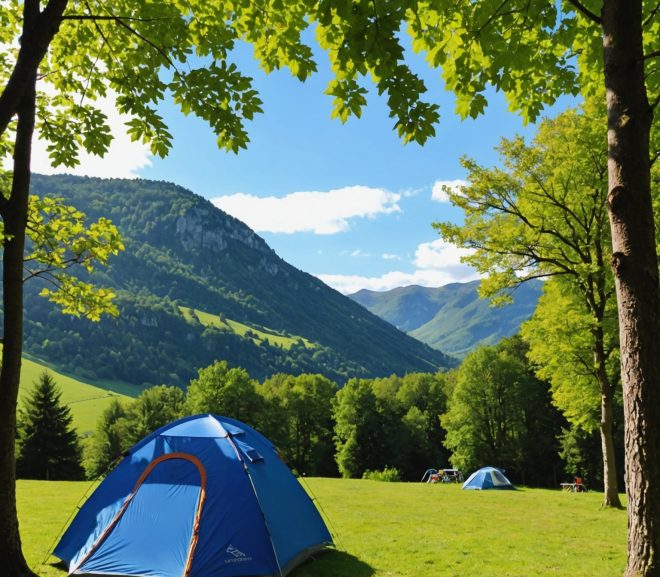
[0, 75, 38, 577]
[593, 330, 621, 508]
[591, 270, 621, 508]
[602, 1, 660, 575]
[0, 3, 69, 574]
[598, 386, 621, 508]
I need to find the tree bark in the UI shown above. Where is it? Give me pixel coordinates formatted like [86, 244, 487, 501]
[0, 73, 38, 577]
[598, 384, 621, 508]
[602, 1, 660, 575]
[593, 336, 622, 508]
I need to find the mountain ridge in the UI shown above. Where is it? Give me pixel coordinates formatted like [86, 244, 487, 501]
[16, 174, 454, 387]
[349, 280, 542, 358]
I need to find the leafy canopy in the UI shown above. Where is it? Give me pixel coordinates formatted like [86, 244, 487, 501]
[184, 360, 263, 424]
[8, 0, 654, 167]
[441, 337, 559, 478]
[435, 101, 611, 302]
[435, 102, 622, 431]
[25, 195, 124, 319]
[84, 385, 185, 477]
[522, 278, 616, 432]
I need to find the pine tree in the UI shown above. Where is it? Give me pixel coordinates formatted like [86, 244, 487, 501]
[16, 372, 84, 481]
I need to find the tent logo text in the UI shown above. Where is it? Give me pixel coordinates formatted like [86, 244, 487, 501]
[226, 545, 249, 560]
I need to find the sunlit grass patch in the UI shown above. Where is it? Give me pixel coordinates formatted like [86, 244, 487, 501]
[18, 353, 137, 435]
[180, 306, 316, 350]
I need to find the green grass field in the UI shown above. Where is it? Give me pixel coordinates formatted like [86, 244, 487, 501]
[19, 478, 627, 577]
[18, 354, 142, 435]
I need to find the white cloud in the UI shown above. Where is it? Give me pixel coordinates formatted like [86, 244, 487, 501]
[30, 92, 152, 178]
[211, 185, 401, 234]
[431, 179, 468, 203]
[382, 253, 401, 261]
[316, 238, 481, 294]
[414, 238, 474, 273]
[400, 186, 424, 198]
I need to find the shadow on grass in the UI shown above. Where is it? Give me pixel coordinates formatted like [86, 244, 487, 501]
[294, 550, 375, 577]
[43, 551, 373, 577]
[41, 558, 68, 576]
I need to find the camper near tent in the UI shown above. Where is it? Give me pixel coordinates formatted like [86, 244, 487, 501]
[53, 414, 333, 577]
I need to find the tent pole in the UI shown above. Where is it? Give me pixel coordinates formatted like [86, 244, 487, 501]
[224, 434, 285, 577]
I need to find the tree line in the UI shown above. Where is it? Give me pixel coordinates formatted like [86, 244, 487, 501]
[18, 334, 617, 491]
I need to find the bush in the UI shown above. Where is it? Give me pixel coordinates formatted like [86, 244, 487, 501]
[362, 467, 401, 482]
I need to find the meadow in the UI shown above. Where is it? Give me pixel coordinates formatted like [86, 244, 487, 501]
[19, 478, 627, 577]
[17, 353, 138, 435]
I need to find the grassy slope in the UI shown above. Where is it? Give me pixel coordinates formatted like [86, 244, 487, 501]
[18, 355, 141, 435]
[20, 478, 626, 577]
[180, 306, 316, 350]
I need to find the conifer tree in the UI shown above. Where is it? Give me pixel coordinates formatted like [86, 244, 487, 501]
[16, 372, 84, 481]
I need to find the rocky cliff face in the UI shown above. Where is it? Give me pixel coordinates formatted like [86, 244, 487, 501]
[176, 205, 268, 253]
[176, 208, 229, 252]
[175, 204, 281, 278]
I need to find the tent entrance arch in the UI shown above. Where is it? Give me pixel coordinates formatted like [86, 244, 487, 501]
[73, 452, 206, 577]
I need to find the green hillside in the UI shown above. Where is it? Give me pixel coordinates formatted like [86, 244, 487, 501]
[15, 174, 453, 388]
[17, 353, 140, 435]
[350, 281, 541, 358]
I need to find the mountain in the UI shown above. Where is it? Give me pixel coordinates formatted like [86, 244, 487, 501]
[17, 174, 453, 388]
[349, 280, 542, 358]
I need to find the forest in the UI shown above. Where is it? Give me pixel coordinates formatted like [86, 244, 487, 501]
[17, 334, 621, 493]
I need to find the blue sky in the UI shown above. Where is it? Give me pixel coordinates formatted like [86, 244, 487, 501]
[32, 44, 572, 294]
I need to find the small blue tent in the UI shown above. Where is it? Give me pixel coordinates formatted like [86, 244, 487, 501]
[462, 466, 515, 490]
[54, 414, 333, 577]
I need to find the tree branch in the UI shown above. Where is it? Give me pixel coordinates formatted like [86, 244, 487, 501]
[61, 8, 176, 71]
[112, 17, 175, 68]
[79, 1, 160, 112]
[643, 2, 660, 27]
[567, 0, 602, 24]
[0, 0, 69, 137]
[60, 14, 169, 23]
[473, 0, 511, 37]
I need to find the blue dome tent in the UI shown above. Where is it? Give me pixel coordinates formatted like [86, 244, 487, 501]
[54, 414, 333, 577]
[462, 466, 516, 490]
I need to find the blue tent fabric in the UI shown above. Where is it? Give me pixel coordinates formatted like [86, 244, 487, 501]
[54, 414, 333, 577]
[462, 466, 515, 490]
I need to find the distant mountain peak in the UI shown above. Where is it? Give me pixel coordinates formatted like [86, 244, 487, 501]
[349, 280, 541, 358]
